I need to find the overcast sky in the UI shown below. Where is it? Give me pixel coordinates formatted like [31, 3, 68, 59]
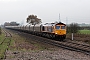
[0, 0, 90, 25]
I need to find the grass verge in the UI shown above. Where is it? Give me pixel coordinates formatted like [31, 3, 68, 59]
[0, 31, 14, 59]
[8, 30, 57, 52]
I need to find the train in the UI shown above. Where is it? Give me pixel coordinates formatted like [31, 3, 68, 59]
[5, 22, 66, 41]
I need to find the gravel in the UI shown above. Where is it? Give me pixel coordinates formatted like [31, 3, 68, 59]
[4, 29, 90, 60]
[5, 48, 90, 60]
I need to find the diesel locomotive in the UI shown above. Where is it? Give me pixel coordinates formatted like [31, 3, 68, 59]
[5, 22, 66, 41]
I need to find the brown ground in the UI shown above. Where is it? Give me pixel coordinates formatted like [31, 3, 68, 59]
[66, 33, 90, 44]
[5, 30, 90, 60]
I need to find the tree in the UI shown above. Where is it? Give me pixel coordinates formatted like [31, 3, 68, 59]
[4, 22, 19, 26]
[67, 23, 80, 33]
[26, 14, 42, 31]
[27, 15, 41, 25]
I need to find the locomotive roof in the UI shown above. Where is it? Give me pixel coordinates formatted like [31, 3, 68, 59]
[42, 23, 56, 26]
[42, 22, 66, 26]
[56, 22, 66, 26]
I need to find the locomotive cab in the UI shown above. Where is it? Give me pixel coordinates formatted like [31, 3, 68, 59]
[54, 22, 66, 36]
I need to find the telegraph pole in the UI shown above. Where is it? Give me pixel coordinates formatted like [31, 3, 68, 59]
[59, 13, 61, 22]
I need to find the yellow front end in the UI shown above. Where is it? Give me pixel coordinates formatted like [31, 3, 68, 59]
[55, 30, 66, 35]
[54, 25, 66, 35]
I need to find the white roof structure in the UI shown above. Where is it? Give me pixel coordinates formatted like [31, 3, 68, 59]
[42, 23, 56, 26]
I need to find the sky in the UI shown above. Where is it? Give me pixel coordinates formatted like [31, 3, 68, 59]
[0, 0, 90, 25]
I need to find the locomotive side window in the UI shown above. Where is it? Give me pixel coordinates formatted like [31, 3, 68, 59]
[42, 26, 45, 31]
[55, 26, 60, 29]
[61, 26, 65, 29]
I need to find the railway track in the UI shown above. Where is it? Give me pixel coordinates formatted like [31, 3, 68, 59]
[27, 34, 90, 55]
[0, 29, 12, 59]
[6, 29, 90, 56]
[50, 40, 90, 55]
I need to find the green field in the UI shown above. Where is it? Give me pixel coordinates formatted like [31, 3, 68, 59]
[79, 30, 90, 34]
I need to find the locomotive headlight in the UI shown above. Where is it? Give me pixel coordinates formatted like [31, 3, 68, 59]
[55, 33, 57, 34]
